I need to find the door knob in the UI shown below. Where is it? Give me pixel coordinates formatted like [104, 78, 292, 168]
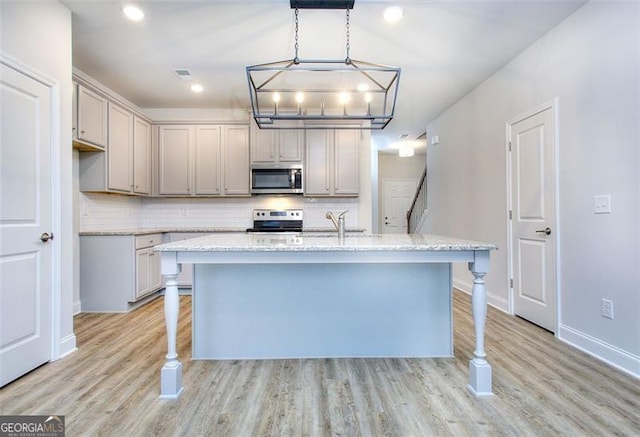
[535, 227, 552, 235]
[40, 232, 54, 242]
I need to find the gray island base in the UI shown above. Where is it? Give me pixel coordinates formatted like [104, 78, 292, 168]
[155, 233, 497, 400]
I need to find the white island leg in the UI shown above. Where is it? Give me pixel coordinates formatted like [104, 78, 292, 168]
[468, 250, 493, 397]
[159, 253, 183, 399]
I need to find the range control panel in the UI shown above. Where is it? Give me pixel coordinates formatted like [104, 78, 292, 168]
[252, 209, 303, 221]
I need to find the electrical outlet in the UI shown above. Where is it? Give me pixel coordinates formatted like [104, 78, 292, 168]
[594, 195, 611, 214]
[601, 298, 614, 320]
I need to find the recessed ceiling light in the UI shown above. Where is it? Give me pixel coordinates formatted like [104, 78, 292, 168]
[190, 84, 204, 93]
[383, 6, 403, 24]
[122, 4, 145, 21]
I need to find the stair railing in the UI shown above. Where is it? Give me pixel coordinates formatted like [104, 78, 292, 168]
[406, 166, 427, 234]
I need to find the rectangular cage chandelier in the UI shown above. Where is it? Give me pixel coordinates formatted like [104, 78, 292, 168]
[246, 0, 401, 130]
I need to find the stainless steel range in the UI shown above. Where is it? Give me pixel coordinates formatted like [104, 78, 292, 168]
[246, 209, 303, 233]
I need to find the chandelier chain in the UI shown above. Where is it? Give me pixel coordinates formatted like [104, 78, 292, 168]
[294, 8, 299, 63]
[345, 9, 351, 63]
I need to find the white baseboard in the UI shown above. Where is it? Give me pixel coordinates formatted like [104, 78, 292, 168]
[453, 278, 509, 314]
[58, 333, 77, 359]
[558, 324, 640, 379]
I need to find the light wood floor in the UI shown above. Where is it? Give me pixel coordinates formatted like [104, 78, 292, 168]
[1, 291, 638, 436]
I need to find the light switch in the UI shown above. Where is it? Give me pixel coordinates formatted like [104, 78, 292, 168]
[594, 195, 611, 214]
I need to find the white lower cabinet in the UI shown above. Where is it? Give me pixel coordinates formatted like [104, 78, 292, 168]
[135, 237, 163, 299]
[80, 233, 164, 312]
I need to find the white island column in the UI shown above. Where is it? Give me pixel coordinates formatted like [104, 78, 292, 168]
[467, 250, 493, 396]
[159, 252, 183, 399]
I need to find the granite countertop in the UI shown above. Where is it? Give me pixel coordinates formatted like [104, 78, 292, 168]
[78, 227, 367, 236]
[78, 228, 245, 236]
[154, 233, 498, 252]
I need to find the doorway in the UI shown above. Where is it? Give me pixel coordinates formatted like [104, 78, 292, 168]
[381, 178, 418, 234]
[508, 101, 559, 332]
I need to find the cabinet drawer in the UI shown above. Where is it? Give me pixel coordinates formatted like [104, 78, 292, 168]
[135, 233, 163, 249]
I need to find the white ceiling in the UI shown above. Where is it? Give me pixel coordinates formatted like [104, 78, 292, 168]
[62, 0, 585, 150]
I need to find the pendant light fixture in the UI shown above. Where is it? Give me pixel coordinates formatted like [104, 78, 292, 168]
[246, 0, 401, 130]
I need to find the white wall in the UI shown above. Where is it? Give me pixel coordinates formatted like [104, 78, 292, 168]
[424, 1, 639, 376]
[1, 2, 75, 357]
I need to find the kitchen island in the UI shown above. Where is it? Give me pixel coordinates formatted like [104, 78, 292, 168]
[155, 233, 497, 399]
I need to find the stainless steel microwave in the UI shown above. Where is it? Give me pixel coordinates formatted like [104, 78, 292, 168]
[250, 165, 303, 195]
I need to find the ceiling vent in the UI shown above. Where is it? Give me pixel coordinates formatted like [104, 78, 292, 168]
[172, 68, 193, 81]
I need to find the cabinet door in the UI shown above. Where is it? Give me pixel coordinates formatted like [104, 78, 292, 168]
[194, 125, 222, 195]
[158, 125, 192, 195]
[334, 130, 359, 195]
[250, 122, 276, 163]
[278, 130, 303, 162]
[135, 248, 150, 299]
[77, 85, 107, 147]
[223, 125, 250, 195]
[305, 130, 331, 195]
[107, 102, 133, 192]
[148, 250, 162, 292]
[133, 117, 151, 195]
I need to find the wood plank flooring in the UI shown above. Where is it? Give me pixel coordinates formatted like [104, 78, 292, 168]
[1, 291, 638, 436]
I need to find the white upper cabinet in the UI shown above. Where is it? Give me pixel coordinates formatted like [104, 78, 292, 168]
[194, 125, 222, 195]
[157, 124, 250, 197]
[76, 84, 108, 149]
[132, 117, 152, 195]
[304, 128, 359, 197]
[107, 102, 133, 192]
[250, 120, 303, 164]
[79, 101, 152, 196]
[223, 125, 250, 195]
[333, 129, 359, 196]
[157, 125, 192, 195]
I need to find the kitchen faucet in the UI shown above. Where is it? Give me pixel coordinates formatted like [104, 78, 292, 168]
[326, 210, 348, 239]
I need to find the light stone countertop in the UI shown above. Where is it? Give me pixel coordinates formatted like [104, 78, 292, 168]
[78, 227, 367, 236]
[154, 232, 498, 252]
[78, 228, 243, 236]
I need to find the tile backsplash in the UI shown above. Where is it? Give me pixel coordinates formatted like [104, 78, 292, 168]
[79, 193, 359, 231]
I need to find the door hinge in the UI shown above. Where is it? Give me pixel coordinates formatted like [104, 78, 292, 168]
[509, 210, 512, 220]
[510, 278, 514, 288]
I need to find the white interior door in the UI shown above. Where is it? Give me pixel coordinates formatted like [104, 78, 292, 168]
[382, 179, 418, 234]
[0, 62, 53, 386]
[509, 105, 557, 332]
